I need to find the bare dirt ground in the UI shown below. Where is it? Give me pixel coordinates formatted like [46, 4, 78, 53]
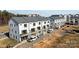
[13, 25, 79, 48]
[33, 25, 79, 48]
[0, 25, 9, 32]
[14, 28, 65, 48]
[33, 28, 64, 48]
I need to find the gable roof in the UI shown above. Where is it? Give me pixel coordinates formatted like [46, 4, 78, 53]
[11, 16, 51, 24]
[49, 15, 64, 21]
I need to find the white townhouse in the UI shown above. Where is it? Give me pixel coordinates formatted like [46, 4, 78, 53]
[65, 14, 79, 25]
[9, 14, 52, 41]
[50, 15, 66, 29]
[54, 17, 66, 28]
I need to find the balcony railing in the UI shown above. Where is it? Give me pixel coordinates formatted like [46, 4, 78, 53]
[20, 33, 28, 37]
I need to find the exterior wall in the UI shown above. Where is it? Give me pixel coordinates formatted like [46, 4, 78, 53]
[9, 20, 50, 41]
[41, 20, 50, 35]
[29, 21, 42, 36]
[9, 19, 20, 41]
[65, 14, 79, 25]
[54, 18, 66, 28]
[18, 23, 29, 34]
[19, 20, 50, 32]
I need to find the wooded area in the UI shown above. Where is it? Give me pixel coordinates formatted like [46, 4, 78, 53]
[0, 10, 28, 25]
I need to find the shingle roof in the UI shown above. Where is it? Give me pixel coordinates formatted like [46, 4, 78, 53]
[49, 15, 64, 20]
[11, 16, 51, 24]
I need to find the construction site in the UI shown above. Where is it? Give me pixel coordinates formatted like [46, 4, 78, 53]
[13, 25, 79, 48]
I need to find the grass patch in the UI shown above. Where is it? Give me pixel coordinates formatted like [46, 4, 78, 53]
[0, 39, 18, 48]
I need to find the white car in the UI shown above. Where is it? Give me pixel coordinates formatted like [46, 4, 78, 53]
[27, 35, 37, 42]
[30, 35, 37, 40]
[47, 29, 53, 33]
[49, 29, 53, 31]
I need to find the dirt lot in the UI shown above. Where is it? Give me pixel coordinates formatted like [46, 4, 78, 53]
[0, 25, 9, 32]
[55, 33, 79, 48]
[14, 25, 79, 48]
[54, 25, 79, 48]
[33, 29, 64, 48]
[33, 25, 79, 48]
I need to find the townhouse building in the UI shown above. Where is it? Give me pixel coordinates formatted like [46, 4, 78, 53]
[9, 14, 51, 41]
[49, 14, 66, 29]
[65, 14, 79, 25]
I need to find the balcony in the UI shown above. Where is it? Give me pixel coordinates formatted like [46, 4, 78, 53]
[20, 30, 28, 37]
[20, 34, 28, 37]
[31, 32, 37, 35]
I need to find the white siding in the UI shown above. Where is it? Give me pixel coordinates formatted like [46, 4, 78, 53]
[54, 18, 66, 28]
[9, 19, 51, 41]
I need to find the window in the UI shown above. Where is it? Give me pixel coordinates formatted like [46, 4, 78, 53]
[39, 22, 40, 24]
[43, 26, 46, 29]
[37, 27, 41, 30]
[22, 30, 27, 34]
[70, 21, 73, 25]
[14, 24, 16, 27]
[48, 21, 49, 23]
[33, 23, 35, 26]
[16, 36, 17, 39]
[44, 21, 46, 24]
[75, 19, 77, 21]
[24, 24, 27, 27]
[31, 28, 35, 32]
[50, 26, 52, 28]
[47, 25, 49, 27]
[55, 23, 56, 25]
[12, 29, 13, 32]
[70, 21, 73, 23]
[15, 31, 17, 34]
[10, 24, 13, 27]
[75, 21, 78, 25]
[70, 19, 72, 21]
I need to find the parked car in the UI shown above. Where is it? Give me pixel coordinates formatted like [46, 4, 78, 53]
[27, 35, 37, 42]
[27, 39, 33, 42]
[30, 35, 37, 40]
[47, 29, 53, 33]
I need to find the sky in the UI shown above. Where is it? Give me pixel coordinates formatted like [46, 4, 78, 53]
[8, 10, 79, 17]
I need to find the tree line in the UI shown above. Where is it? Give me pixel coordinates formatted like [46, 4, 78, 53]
[0, 10, 28, 25]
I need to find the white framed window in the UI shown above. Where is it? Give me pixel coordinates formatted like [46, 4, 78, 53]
[24, 24, 27, 27]
[33, 23, 36, 26]
[48, 21, 49, 23]
[15, 31, 17, 34]
[39, 22, 41, 25]
[44, 22, 46, 24]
